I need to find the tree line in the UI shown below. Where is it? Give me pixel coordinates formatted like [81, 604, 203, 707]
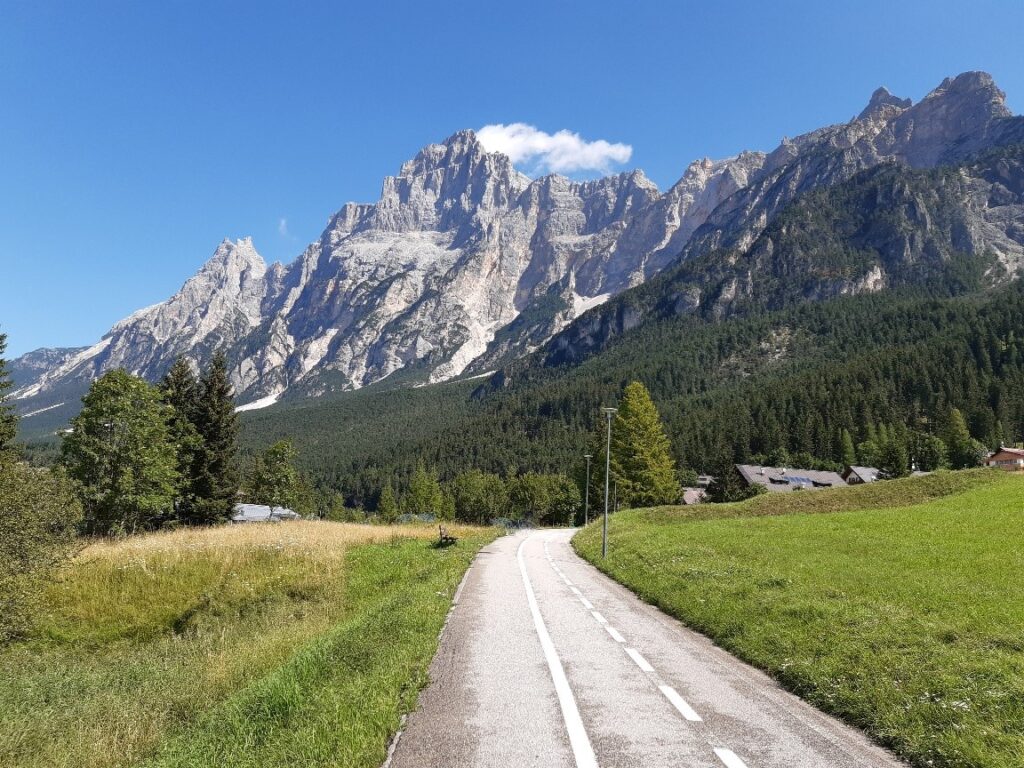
[59, 354, 240, 535]
[244, 284, 1022, 506]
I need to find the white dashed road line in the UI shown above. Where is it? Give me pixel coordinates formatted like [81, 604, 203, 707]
[546, 535, 761, 768]
[625, 647, 655, 673]
[714, 747, 750, 768]
[659, 684, 703, 722]
[605, 625, 626, 643]
[517, 539, 598, 768]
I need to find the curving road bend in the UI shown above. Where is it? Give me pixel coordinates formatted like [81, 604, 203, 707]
[387, 529, 906, 768]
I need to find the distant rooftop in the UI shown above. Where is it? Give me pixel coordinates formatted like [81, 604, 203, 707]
[736, 464, 846, 492]
[231, 504, 301, 523]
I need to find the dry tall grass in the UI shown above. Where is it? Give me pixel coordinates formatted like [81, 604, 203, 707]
[0, 520, 494, 768]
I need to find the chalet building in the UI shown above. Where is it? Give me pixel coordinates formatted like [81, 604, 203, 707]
[843, 466, 881, 484]
[735, 464, 846, 493]
[985, 447, 1024, 472]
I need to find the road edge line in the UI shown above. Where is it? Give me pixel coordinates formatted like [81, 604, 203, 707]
[518, 536, 599, 768]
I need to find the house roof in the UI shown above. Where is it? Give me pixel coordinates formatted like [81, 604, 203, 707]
[736, 464, 846, 492]
[231, 504, 300, 522]
[844, 465, 881, 482]
[989, 447, 1024, 458]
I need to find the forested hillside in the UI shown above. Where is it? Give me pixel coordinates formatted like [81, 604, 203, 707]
[241, 282, 1024, 507]
[237, 142, 1024, 508]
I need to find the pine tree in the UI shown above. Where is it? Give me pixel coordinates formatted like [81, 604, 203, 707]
[0, 332, 16, 457]
[160, 357, 202, 521]
[191, 352, 239, 523]
[377, 481, 399, 523]
[60, 370, 179, 534]
[840, 429, 856, 467]
[945, 408, 985, 469]
[609, 382, 681, 507]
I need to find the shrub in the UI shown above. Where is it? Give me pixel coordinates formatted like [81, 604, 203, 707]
[0, 463, 82, 641]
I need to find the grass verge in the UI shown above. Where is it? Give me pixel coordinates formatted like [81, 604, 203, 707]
[0, 521, 498, 768]
[574, 469, 1024, 768]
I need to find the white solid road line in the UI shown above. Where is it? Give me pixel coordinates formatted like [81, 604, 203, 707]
[625, 647, 655, 673]
[605, 625, 626, 643]
[517, 538, 598, 768]
[714, 747, 750, 768]
[579, 596, 595, 610]
[658, 684, 703, 722]
[570, 586, 582, 596]
[591, 611, 608, 624]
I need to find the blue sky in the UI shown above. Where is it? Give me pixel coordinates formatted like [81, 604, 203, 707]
[2, 0, 1022, 356]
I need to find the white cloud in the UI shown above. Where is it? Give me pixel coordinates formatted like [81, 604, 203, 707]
[476, 123, 632, 175]
[278, 217, 290, 237]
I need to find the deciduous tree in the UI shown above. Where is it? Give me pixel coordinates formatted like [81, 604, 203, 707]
[60, 370, 179, 534]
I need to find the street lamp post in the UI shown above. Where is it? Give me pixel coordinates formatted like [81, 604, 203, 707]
[602, 407, 618, 559]
[583, 454, 593, 526]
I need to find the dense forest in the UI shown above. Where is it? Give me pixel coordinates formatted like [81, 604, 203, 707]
[241, 282, 1024, 508]
[240, 146, 1024, 508]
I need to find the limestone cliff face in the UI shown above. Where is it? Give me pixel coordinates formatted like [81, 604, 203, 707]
[15, 72, 1024, 417]
[14, 129, 755, 409]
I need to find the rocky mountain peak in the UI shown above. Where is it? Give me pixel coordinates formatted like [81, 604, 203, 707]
[889, 71, 1014, 167]
[204, 237, 267, 275]
[374, 129, 530, 233]
[857, 86, 912, 120]
[927, 71, 1010, 115]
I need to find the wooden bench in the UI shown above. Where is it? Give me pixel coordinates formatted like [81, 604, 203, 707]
[438, 525, 458, 546]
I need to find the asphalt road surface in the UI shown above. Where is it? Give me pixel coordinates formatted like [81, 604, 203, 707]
[387, 529, 906, 768]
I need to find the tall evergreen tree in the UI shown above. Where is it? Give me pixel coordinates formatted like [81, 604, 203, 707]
[840, 429, 857, 467]
[377, 481, 399, 523]
[191, 352, 239, 523]
[0, 332, 16, 457]
[945, 408, 986, 469]
[610, 381, 681, 507]
[160, 357, 202, 521]
[60, 370, 179, 534]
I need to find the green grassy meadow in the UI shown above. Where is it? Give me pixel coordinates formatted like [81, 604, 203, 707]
[0, 521, 498, 768]
[574, 470, 1024, 768]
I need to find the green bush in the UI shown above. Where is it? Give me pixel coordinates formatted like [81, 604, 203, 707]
[0, 462, 81, 642]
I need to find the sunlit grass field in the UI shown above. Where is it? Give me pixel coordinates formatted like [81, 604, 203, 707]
[0, 521, 498, 768]
[575, 470, 1024, 768]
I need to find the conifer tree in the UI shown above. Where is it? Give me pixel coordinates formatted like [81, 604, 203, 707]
[840, 429, 857, 467]
[945, 408, 985, 469]
[609, 381, 681, 507]
[377, 481, 399, 523]
[191, 352, 239, 523]
[0, 333, 16, 457]
[160, 357, 202, 521]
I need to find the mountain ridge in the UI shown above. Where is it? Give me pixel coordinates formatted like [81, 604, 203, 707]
[12, 71, 1024, 436]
